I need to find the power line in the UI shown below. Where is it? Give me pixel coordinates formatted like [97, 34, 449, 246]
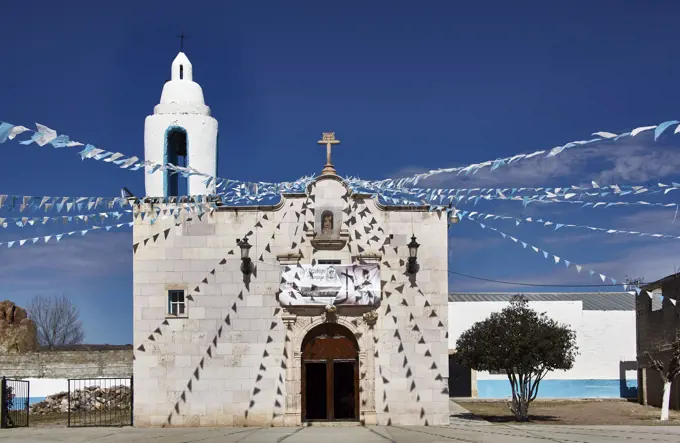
[448, 270, 623, 288]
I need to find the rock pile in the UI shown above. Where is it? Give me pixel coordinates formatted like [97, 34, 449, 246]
[30, 385, 131, 415]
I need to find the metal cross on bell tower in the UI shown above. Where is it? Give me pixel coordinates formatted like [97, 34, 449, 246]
[318, 132, 340, 175]
[177, 31, 188, 51]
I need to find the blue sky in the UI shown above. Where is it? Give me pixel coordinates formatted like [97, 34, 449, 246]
[2, 0, 680, 344]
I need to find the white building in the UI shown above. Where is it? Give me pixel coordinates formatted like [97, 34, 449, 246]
[132, 52, 450, 427]
[447, 292, 640, 399]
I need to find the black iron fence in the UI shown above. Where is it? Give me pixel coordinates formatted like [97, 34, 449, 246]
[67, 377, 133, 427]
[1, 377, 29, 428]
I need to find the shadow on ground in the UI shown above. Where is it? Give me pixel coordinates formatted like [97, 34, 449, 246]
[452, 412, 560, 423]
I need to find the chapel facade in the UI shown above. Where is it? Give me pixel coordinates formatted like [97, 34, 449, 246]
[132, 52, 450, 427]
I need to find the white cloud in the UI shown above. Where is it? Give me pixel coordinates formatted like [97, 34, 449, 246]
[387, 136, 680, 190]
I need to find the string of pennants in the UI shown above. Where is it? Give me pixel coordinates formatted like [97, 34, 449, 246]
[361, 181, 680, 207]
[0, 195, 221, 231]
[131, 199, 321, 258]
[0, 198, 216, 229]
[0, 121, 314, 200]
[371, 185, 680, 210]
[469, 219, 671, 299]
[456, 209, 680, 241]
[245, 305, 283, 420]
[0, 195, 133, 213]
[0, 194, 223, 213]
[4, 183, 674, 214]
[6, 119, 680, 207]
[270, 321, 289, 421]
[0, 222, 133, 248]
[5, 119, 680, 218]
[123, 189, 668, 311]
[1, 210, 130, 228]
[132, 221, 183, 254]
[132, 204, 216, 224]
[521, 197, 679, 210]
[4, 118, 680, 308]
[367, 119, 680, 188]
[216, 176, 315, 204]
[2, 181, 676, 214]
[350, 179, 680, 200]
[517, 198, 680, 222]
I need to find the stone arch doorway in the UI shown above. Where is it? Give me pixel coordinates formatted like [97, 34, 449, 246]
[301, 322, 359, 422]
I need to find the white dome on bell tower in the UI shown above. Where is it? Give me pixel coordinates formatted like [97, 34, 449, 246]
[144, 52, 219, 197]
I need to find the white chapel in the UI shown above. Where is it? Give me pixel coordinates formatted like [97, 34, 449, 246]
[132, 52, 450, 427]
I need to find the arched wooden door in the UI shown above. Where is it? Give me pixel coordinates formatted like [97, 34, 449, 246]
[301, 323, 359, 421]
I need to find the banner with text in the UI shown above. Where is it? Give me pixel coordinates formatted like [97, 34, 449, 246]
[279, 264, 381, 307]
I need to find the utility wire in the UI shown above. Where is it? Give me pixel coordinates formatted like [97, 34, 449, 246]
[448, 270, 623, 288]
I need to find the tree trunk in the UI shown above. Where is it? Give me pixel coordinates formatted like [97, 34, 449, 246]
[660, 381, 672, 421]
[511, 395, 529, 421]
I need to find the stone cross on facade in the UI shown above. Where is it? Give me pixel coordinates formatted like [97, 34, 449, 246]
[318, 132, 340, 175]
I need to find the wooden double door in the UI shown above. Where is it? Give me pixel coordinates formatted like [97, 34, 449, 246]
[301, 323, 359, 421]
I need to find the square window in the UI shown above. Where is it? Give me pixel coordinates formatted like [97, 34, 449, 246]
[168, 289, 186, 317]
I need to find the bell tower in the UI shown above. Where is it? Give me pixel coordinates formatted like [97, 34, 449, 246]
[144, 52, 218, 197]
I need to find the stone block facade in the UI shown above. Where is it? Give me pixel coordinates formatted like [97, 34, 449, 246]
[132, 175, 449, 427]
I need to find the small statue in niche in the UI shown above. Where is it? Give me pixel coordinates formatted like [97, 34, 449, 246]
[321, 210, 334, 235]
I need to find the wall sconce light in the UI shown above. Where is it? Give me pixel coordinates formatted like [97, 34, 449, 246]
[407, 234, 420, 274]
[237, 237, 254, 275]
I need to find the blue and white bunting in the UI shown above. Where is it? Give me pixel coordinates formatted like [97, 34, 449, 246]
[0, 222, 134, 249]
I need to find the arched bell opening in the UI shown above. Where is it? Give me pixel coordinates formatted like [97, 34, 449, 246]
[164, 126, 188, 197]
[301, 323, 359, 422]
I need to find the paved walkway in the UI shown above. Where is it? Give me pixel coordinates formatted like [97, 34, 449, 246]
[5, 423, 680, 442]
[3, 402, 680, 442]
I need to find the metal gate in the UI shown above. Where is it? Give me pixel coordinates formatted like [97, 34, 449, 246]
[67, 377, 133, 427]
[1, 377, 29, 428]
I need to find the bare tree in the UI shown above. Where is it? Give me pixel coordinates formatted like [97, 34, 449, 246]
[28, 295, 85, 349]
[646, 337, 680, 421]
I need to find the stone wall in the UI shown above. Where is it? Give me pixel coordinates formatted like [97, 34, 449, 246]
[639, 348, 680, 410]
[0, 350, 133, 379]
[636, 280, 680, 410]
[636, 294, 679, 355]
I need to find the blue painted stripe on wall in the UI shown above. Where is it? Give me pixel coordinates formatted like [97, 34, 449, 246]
[477, 379, 638, 399]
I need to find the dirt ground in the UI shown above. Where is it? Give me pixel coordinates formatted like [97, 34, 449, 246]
[456, 399, 680, 425]
[27, 410, 132, 428]
[28, 412, 69, 427]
